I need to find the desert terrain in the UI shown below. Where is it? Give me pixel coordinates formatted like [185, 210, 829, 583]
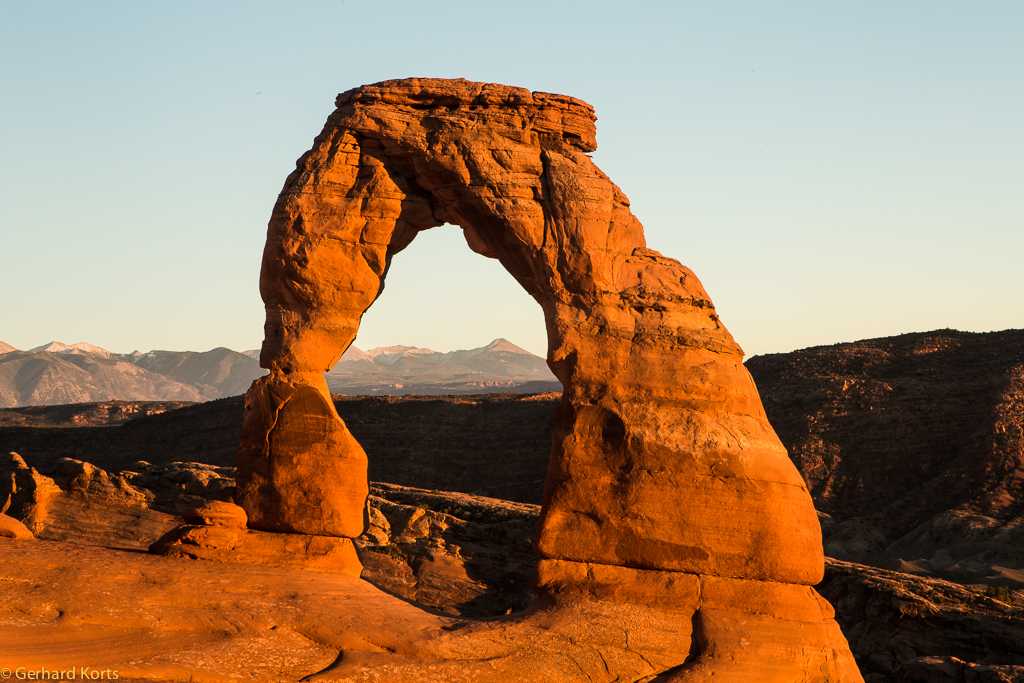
[2, 327, 1023, 681]
[3, 77, 1022, 682]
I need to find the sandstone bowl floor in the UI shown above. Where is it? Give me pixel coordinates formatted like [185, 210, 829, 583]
[0, 538, 444, 682]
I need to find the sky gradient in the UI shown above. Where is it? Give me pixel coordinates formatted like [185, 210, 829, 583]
[2, 1, 1021, 359]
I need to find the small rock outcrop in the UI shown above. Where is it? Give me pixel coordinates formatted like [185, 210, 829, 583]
[0, 451, 234, 549]
[237, 78, 861, 681]
[150, 519, 363, 576]
[0, 512, 33, 539]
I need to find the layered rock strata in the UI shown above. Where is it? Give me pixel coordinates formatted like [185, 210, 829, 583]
[151, 516, 363, 576]
[237, 78, 860, 681]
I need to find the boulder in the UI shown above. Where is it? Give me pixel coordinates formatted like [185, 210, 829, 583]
[150, 524, 363, 576]
[1, 451, 61, 530]
[0, 512, 33, 539]
[181, 500, 248, 528]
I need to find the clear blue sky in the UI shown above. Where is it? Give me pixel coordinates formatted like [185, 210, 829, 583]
[2, 1, 1021, 359]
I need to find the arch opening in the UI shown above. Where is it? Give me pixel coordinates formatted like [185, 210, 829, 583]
[324, 222, 559, 507]
[339, 222, 550, 363]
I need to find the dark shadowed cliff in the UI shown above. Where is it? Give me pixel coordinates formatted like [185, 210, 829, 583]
[748, 328, 1024, 587]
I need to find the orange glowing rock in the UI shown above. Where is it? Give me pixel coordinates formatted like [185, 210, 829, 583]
[0, 512, 33, 539]
[234, 78, 863, 682]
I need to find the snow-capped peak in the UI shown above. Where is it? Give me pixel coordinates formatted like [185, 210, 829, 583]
[332, 339, 540, 368]
[28, 341, 112, 358]
[365, 345, 436, 358]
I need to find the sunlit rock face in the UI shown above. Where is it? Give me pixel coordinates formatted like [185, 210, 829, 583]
[237, 78, 863, 682]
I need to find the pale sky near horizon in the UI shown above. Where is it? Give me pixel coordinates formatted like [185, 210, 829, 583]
[2, 1, 1021, 360]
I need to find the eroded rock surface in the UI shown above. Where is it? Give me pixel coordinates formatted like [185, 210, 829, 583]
[235, 77, 858, 680]
[0, 450, 533, 615]
[820, 561, 1024, 682]
[0, 400, 193, 427]
[356, 482, 541, 616]
[0, 512, 32, 538]
[1, 451, 234, 549]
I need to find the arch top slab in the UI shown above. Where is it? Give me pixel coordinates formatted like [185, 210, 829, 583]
[241, 77, 823, 586]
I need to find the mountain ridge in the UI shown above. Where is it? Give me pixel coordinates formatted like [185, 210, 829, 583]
[325, 338, 558, 396]
[27, 341, 113, 357]
[0, 350, 220, 408]
[0, 338, 559, 407]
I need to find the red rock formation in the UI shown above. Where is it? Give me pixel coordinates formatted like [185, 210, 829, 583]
[237, 78, 861, 681]
[237, 375, 368, 536]
[0, 512, 33, 539]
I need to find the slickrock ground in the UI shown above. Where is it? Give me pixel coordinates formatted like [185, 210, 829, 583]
[0, 458, 815, 682]
[747, 328, 1024, 588]
[2, 455, 1023, 681]
[0, 451, 538, 616]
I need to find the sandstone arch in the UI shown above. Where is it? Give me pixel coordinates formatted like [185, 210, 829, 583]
[236, 78, 862, 682]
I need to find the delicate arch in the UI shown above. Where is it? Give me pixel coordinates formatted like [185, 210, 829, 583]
[237, 78, 822, 584]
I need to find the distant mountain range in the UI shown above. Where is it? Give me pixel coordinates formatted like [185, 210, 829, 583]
[0, 338, 560, 407]
[0, 343, 263, 408]
[326, 338, 559, 396]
